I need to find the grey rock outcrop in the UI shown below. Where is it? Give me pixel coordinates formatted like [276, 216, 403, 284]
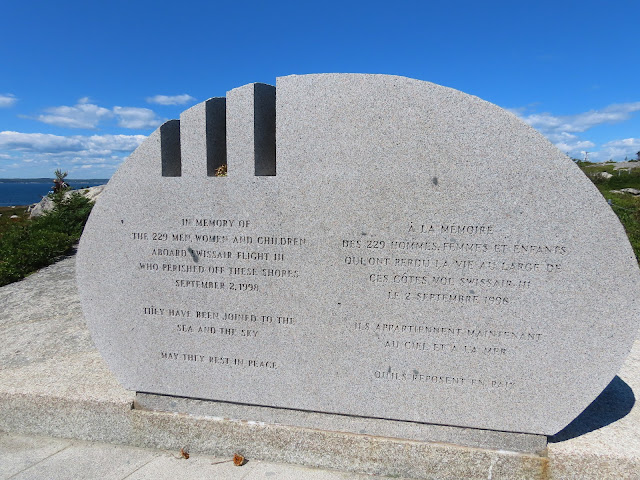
[29, 185, 106, 218]
[613, 161, 640, 170]
[596, 172, 613, 180]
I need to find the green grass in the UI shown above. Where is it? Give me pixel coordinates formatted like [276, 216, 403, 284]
[0, 192, 94, 286]
[0, 205, 29, 230]
[577, 164, 640, 264]
[606, 194, 640, 261]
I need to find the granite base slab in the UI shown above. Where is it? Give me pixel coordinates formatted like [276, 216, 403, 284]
[134, 392, 547, 454]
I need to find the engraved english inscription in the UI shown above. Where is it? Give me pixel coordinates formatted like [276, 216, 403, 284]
[129, 216, 306, 374]
[132, 217, 307, 293]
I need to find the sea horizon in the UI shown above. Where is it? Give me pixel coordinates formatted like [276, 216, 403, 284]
[0, 177, 110, 182]
[0, 178, 109, 207]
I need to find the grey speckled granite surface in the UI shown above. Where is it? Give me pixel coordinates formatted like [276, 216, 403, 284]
[76, 75, 640, 440]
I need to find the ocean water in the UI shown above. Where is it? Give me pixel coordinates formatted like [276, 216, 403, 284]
[0, 179, 109, 207]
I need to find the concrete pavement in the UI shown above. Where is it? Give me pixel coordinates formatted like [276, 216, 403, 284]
[1, 431, 406, 480]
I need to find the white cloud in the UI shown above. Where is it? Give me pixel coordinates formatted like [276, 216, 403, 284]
[0, 131, 86, 152]
[0, 131, 145, 157]
[519, 102, 640, 135]
[0, 131, 148, 177]
[31, 99, 165, 130]
[602, 138, 640, 149]
[0, 94, 18, 108]
[113, 106, 165, 129]
[36, 100, 113, 129]
[146, 94, 196, 106]
[513, 101, 640, 161]
[554, 140, 596, 153]
[591, 138, 640, 162]
[85, 134, 146, 152]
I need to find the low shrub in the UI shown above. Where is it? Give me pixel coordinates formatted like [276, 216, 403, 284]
[586, 172, 610, 185]
[0, 192, 94, 286]
[607, 169, 640, 191]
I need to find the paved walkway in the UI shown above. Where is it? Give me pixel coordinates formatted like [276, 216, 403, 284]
[1, 432, 403, 480]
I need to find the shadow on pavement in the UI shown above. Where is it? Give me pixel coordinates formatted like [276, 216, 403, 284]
[549, 375, 635, 443]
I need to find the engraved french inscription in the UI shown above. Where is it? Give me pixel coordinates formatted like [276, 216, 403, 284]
[341, 222, 567, 308]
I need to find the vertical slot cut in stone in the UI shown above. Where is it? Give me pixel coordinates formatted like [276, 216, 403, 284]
[161, 120, 181, 177]
[253, 83, 276, 176]
[206, 98, 227, 176]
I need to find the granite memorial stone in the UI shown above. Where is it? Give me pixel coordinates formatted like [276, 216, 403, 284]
[77, 74, 640, 446]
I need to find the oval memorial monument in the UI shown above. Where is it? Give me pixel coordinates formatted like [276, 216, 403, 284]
[77, 74, 640, 450]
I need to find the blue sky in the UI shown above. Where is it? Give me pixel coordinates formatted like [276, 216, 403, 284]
[1, 0, 638, 178]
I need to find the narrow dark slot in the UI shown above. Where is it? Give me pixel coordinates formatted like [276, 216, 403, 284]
[161, 120, 181, 177]
[253, 83, 276, 176]
[206, 98, 227, 177]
